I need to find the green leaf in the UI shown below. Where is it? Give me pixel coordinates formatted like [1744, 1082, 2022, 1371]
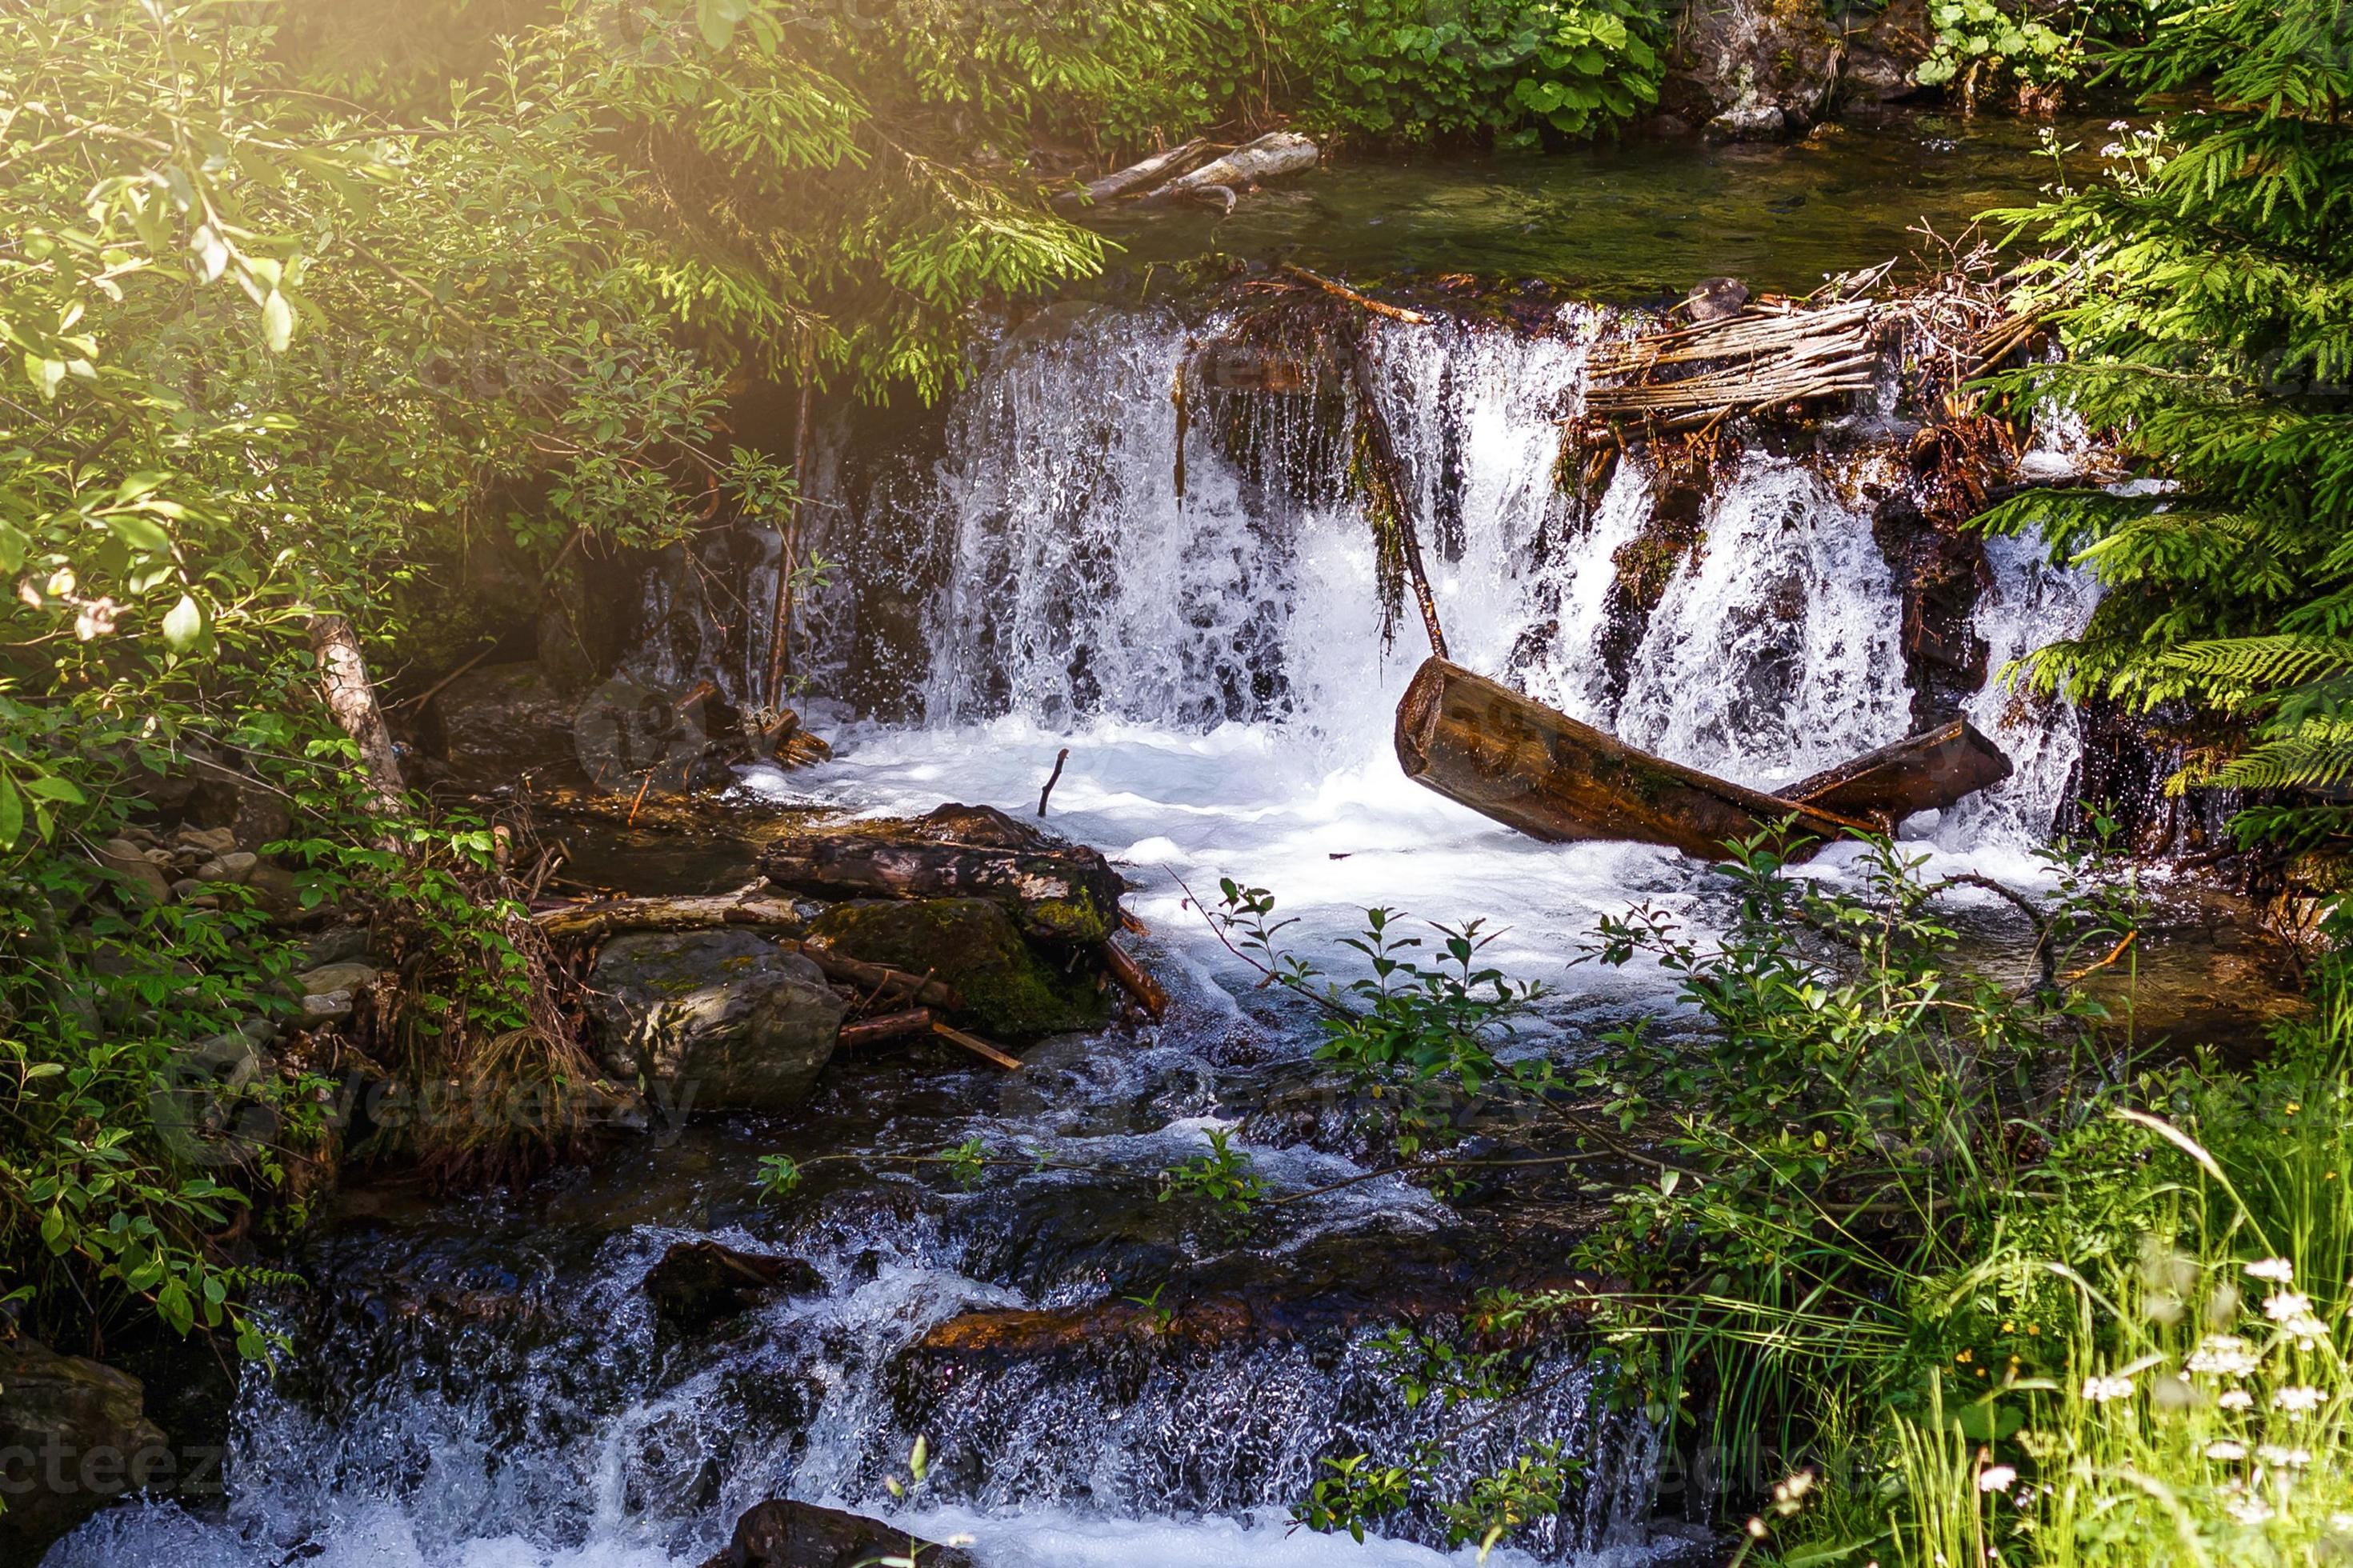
[103, 511, 173, 553]
[161, 593, 203, 653]
[0, 774, 21, 847]
[262, 290, 294, 352]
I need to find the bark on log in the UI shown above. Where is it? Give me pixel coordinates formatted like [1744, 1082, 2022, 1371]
[791, 940, 966, 1012]
[758, 835, 1126, 944]
[1784, 719, 2014, 825]
[1139, 132, 1319, 204]
[838, 1008, 938, 1048]
[308, 614, 404, 818]
[1395, 658, 1872, 860]
[1055, 137, 1215, 209]
[533, 890, 805, 943]
[1101, 935, 1168, 1020]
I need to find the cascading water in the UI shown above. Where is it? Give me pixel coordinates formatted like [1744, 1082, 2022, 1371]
[58, 292, 2100, 1568]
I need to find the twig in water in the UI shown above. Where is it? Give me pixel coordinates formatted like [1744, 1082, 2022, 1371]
[1038, 746, 1070, 817]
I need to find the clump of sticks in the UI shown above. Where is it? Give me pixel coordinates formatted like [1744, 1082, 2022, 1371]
[1582, 299, 1881, 431]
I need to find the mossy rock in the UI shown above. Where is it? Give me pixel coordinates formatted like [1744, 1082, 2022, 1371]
[810, 898, 1109, 1040]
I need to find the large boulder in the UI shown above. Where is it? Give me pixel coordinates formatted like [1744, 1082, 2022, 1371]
[585, 930, 846, 1111]
[1842, 0, 1932, 106]
[810, 898, 1110, 1040]
[702, 1498, 974, 1568]
[0, 1339, 170, 1562]
[1660, 0, 1845, 138]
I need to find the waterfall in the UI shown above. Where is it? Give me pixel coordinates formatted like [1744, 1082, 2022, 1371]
[56, 295, 2102, 1568]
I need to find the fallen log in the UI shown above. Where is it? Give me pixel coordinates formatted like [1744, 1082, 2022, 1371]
[1139, 131, 1318, 206]
[534, 890, 805, 943]
[837, 1007, 938, 1049]
[1394, 658, 1874, 859]
[1582, 301, 1882, 431]
[1055, 137, 1215, 210]
[1279, 264, 1432, 326]
[759, 829, 1126, 944]
[931, 1019, 1023, 1070]
[1784, 718, 2013, 826]
[1101, 934, 1168, 1020]
[790, 942, 964, 1012]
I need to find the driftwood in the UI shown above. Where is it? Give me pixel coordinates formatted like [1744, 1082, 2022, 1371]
[1785, 718, 2013, 826]
[1583, 302, 1880, 431]
[533, 890, 804, 943]
[1395, 658, 1875, 859]
[758, 830, 1126, 944]
[790, 941, 965, 1012]
[1279, 264, 1431, 326]
[1101, 934, 1169, 1019]
[838, 1008, 938, 1049]
[932, 1019, 1022, 1070]
[1056, 137, 1215, 210]
[1343, 318, 1450, 661]
[1140, 131, 1318, 207]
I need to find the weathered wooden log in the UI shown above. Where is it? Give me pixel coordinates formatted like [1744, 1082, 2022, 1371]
[837, 1007, 938, 1049]
[759, 830, 1125, 944]
[790, 942, 964, 1012]
[1279, 263, 1432, 326]
[309, 614, 404, 818]
[1055, 137, 1215, 210]
[533, 890, 804, 943]
[931, 1019, 1022, 1071]
[1139, 131, 1318, 204]
[1784, 719, 2014, 825]
[1101, 934, 1168, 1020]
[1394, 658, 1872, 860]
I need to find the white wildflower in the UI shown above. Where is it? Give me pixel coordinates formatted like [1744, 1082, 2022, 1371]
[2274, 1385, 2327, 1414]
[2206, 1440, 2248, 1460]
[2217, 1388, 2255, 1410]
[2081, 1374, 2134, 1403]
[2283, 1312, 2331, 1346]
[2187, 1335, 2260, 1376]
[2247, 1258, 2295, 1284]
[2265, 1291, 2315, 1321]
[1978, 1464, 2017, 1493]
[2108, 118, 2131, 130]
[2258, 1445, 2313, 1468]
[2229, 1496, 2275, 1526]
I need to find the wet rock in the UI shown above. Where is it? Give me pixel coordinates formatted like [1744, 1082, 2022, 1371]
[427, 659, 582, 783]
[585, 930, 845, 1111]
[810, 898, 1110, 1040]
[0, 1339, 170, 1563]
[760, 806, 1127, 945]
[702, 1498, 974, 1568]
[242, 862, 301, 920]
[642, 1241, 822, 1337]
[300, 926, 375, 969]
[294, 962, 377, 1026]
[94, 837, 171, 904]
[1843, 0, 1931, 104]
[1661, 0, 1844, 138]
[1678, 275, 1751, 323]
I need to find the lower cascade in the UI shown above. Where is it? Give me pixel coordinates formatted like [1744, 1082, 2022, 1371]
[57, 291, 2101, 1568]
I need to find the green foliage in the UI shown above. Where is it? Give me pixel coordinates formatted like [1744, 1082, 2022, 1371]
[1157, 1125, 1270, 1216]
[1915, 0, 2150, 105]
[1979, 0, 2353, 860]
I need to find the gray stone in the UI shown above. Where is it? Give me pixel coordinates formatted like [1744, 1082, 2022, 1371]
[0, 1340, 170, 1563]
[174, 825, 237, 857]
[586, 930, 845, 1112]
[244, 862, 300, 919]
[95, 838, 171, 904]
[300, 926, 374, 969]
[295, 961, 379, 998]
[194, 850, 258, 885]
[1661, 0, 1844, 138]
[302, 990, 356, 1023]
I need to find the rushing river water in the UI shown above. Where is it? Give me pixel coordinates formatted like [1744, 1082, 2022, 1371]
[56, 121, 2121, 1568]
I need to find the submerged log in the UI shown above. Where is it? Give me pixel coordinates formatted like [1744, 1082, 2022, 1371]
[1139, 131, 1318, 205]
[1784, 718, 2013, 825]
[932, 1018, 1023, 1070]
[1395, 658, 1873, 859]
[1101, 934, 1169, 1019]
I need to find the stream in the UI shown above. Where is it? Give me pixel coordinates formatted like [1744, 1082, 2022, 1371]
[48, 114, 2254, 1568]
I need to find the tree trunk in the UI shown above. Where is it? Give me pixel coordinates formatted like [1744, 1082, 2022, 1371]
[308, 614, 404, 818]
[1139, 132, 1318, 204]
[758, 835, 1126, 944]
[1783, 719, 2013, 826]
[1055, 137, 1215, 208]
[532, 890, 806, 943]
[1394, 658, 1871, 860]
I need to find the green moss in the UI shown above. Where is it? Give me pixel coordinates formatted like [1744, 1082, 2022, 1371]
[810, 898, 1110, 1040]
